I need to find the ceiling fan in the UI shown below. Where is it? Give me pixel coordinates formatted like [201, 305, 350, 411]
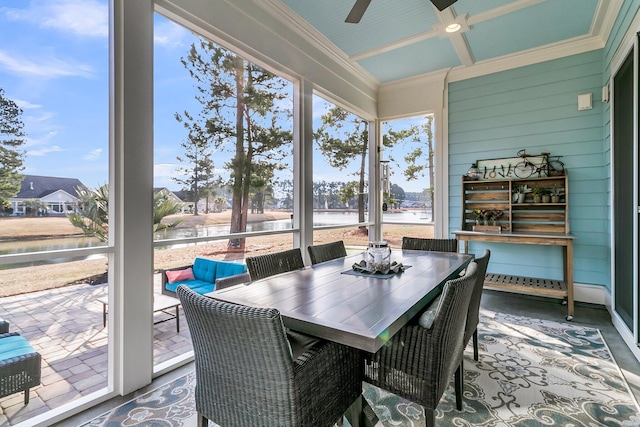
[346, 0, 458, 23]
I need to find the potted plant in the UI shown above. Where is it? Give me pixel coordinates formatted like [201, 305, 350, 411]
[472, 208, 487, 225]
[550, 185, 562, 203]
[531, 185, 544, 203]
[513, 184, 532, 203]
[486, 209, 503, 226]
[541, 187, 551, 203]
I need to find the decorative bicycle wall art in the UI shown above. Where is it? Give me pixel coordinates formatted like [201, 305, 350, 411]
[467, 150, 565, 180]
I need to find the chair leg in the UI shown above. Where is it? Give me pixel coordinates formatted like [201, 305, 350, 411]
[197, 413, 207, 427]
[425, 408, 436, 427]
[473, 328, 479, 361]
[454, 359, 463, 411]
[24, 388, 30, 405]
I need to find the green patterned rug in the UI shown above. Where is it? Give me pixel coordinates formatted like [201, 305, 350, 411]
[82, 310, 640, 426]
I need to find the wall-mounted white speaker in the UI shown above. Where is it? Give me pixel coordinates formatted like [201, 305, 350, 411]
[602, 85, 610, 103]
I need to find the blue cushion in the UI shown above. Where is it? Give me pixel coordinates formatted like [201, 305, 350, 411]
[216, 261, 247, 279]
[165, 279, 213, 294]
[166, 258, 248, 295]
[192, 257, 217, 283]
[0, 335, 37, 361]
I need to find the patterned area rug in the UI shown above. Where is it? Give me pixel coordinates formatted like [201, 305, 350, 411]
[82, 310, 640, 427]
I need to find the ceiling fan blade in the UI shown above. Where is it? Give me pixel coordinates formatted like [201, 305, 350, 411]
[345, 0, 372, 23]
[430, 0, 457, 11]
[431, 0, 458, 12]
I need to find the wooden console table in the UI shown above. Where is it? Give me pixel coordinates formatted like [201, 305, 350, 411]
[453, 230, 576, 320]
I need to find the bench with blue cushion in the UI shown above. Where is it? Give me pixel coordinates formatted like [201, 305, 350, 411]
[0, 332, 41, 405]
[161, 257, 249, 296]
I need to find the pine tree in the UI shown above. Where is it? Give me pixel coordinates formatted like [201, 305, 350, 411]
[180, 40, 292, 249]
[0, 88, 26, 210]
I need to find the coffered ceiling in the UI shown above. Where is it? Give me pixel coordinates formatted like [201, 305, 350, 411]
[263, 0, 620, 85]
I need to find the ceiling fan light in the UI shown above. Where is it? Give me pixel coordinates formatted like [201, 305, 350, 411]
[445, 23, 461, 33]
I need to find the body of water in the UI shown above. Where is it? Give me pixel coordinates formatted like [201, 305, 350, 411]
[1, 210, 432, 258]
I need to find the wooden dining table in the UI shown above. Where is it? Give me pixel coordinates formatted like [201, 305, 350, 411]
[209, 249, 473, 353]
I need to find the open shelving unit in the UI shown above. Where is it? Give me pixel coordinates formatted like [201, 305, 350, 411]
[454, 172, 576, 320]
[460, 173, 569, 234]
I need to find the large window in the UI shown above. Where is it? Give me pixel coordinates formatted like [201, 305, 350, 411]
[152, 14, 295, 364]
[312, 95, 369, 248]
[0, 0, 110, 422]
[381, 115, 436, 246]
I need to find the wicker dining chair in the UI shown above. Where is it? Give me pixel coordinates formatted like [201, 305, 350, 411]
[401, 237, 458, 252]
[464, 249, 490, 361]
[177, 285, 363, 427]
[363, 262, 478, 427]
[307, 240, 347, 265]
[245, 248, 305, 281]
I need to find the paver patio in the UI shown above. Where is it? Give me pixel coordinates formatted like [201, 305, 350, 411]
[0, 275, 193, 426]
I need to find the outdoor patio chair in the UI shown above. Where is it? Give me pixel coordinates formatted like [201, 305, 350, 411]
[401, 237, 458, 252]
[245, 248, 305, 281]
[363, 262, 478, 427]
[464, 249, 490, 361]
[0, 332, 41, 405]
[307, 240, 347, 265]
[177, 285, 363, 427]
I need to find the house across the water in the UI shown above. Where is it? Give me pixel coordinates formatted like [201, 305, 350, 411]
[8, 175, 87, 216]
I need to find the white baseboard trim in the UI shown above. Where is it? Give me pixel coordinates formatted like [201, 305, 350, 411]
[573, 282, 608, 306]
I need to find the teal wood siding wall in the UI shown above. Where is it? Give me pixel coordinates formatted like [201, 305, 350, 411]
[448, 50, 607, 288]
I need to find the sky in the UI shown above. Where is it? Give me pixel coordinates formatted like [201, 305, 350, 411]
[0, 0, 430, 195]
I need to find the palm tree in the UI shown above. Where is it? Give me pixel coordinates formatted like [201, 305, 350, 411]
[154, 192, 184, 232]
[67, 185, 109, 241]
[67, 185, 183, 242]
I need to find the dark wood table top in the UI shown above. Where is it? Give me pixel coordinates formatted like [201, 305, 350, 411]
[208, 250, 472, 352]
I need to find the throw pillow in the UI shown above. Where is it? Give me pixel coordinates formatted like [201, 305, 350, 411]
[166, 267, 195, 284]
[418, 294, 441, 329]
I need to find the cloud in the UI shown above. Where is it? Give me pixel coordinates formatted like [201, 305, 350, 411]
[154, 19, 191, 48]
[25, 112, 54, 122]
[14, 99, 42, 109]
[24, 131, 58, 148]
[27, 145, 63, 156]
[2, 0, 108, 38]
[0, 50, 94, 79]
[155, 163, 182, 179]
[83, 148, 102, 161]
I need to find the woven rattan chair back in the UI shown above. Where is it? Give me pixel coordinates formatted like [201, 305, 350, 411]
[177, 285, 362, 427]
[464, 249, 490, 361]
[245, 248, 305, 281]
[401, 237, 458, 252]
[307, 240, 347, 265]
[178, 286, 295, 426]
[364, 262, 478, 426]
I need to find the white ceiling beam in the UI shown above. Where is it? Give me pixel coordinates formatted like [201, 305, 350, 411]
[437, 8, 474, 68]
[350, 31, 438, 62]
[467, 0, 549, 26]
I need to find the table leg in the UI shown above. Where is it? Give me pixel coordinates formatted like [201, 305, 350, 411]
[102, 302, 107, 327]
[344, 396, 361, 427]
[175, 305, 180, 333]
[565, 242, 574, 320]
[344, 395, 378, 427]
